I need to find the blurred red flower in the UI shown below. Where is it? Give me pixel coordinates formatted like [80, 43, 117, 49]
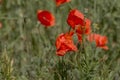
[76, 18, 91, 35]
[37, 10, 55, 27]
[76, 18, 91, 43]
[0, 22, 2, 29]
[67, 9, 85, 29]
[55, 31, 77, 56]
[76, 34, 82, 43]
[88, 34, 108, 50]
[55, 0, 70, 6]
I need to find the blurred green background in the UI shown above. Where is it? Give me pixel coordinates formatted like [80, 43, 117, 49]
[0, 0, 120, 80]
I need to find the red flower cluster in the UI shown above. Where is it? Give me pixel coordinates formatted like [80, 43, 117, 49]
[88, 34, 108, 50]
[55, 0, 70, 6]
[55, 9, 108, 56]
[55, 31, 77, 56]
[37, 3, 108, 56]
[37, 10, 55, 27]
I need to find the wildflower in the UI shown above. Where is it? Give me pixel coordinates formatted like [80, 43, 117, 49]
[67, 9, 85, 29]
[76, 18, 91, 35]
[76, 18, 91, 43]
[37, 10, 55, 27]
[55, 0, 70, 6]
[55, 31, 77, 56]
[88, 33, 108, 50]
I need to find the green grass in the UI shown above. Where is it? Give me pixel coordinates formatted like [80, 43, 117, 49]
[0, 0, 120, 80]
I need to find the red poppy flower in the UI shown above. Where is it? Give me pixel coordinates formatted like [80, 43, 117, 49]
[88, 34, 108, 50]
[55, 0, 70, 6]
[37, 10, 55, 27]
[67, 9, 85, 29]
[76, 18, 91, 35]
[75, 18, 91, 43]
[55, 31, 77, 56]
